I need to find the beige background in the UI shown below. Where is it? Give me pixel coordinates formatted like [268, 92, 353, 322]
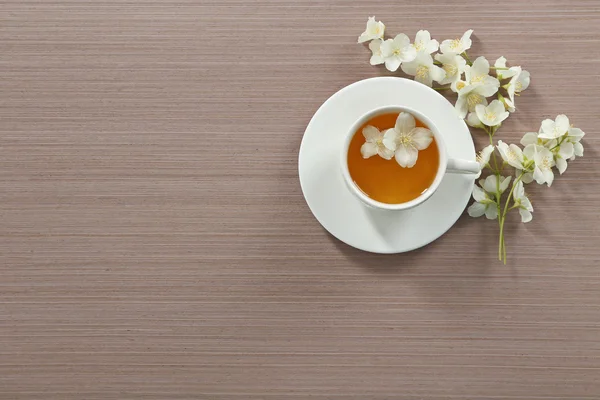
[2, 0, 600, 398]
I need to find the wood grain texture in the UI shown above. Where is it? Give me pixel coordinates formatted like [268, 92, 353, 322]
[1, 0, 600, 398]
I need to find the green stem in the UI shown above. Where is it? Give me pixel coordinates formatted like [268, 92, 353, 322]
[549, 136, 567, 151]
[498, 172, 526, 264]
[461, 51, 473, 66]
[490, 66, 509, 70]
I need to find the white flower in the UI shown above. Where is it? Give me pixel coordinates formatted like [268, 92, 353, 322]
[494, 56, 520, 80]
[497, 140, 525, 169]
[512, 181, 533, 223]
[382, 112, 433, 168]
[368, 39, 384, 65]
[412, 30, 439, 54]
[358, 16, 385, 43]
[450, 79, 467, 93]
[523, 144, 555, 186]
[467, 175, 511, 220]
[538, 114, 570, 140]
[476, 145, 494, 167]
[360, 125, 395, 160]
[401, 53, 445, 87]
[465, 56, 500, 88]
[504, 67, 531, 111]
[554, 141, 574, 174]
[466, 112, 483, 128]
[475, 100, 509, 127]
[434, 52, 467, 85]
[380, 34, 417, 72]
[566, 126, 585, 160]
[440, 29, 473, 54]
[454, 83, 498, 119]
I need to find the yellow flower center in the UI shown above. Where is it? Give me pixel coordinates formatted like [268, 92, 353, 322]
[393, 48, 402, 56]
[413, 42, 423, 51]
[507, 149, 517, 161]
[467, 93, 484, 110]
[455, 81, 466, 91]
[399, 134, 412, 146]
[449, 38, 461, 50]
[416, 65, 429, 79]
[471, 74, 485, 83]
[515, 81, 523, 92]
[443, 63, 457, 76]
[541, 157, 552, 170]
[485, 111, 496, 121]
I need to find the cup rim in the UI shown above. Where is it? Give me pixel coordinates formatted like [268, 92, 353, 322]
[341, 105, 448, 211]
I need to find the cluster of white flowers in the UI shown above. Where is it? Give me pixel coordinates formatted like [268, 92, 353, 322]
[358, 17, 585, 263]
[469, 114, 585, 226]
[358, 18, 530, 117]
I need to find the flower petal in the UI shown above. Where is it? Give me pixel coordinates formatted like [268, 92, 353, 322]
[380, 39, 395, 57]
[410, 127, 433, 150]
[393, 33, 410, 48]
[519, 208, 532, 223]
[539, 119, 556, 138]
[513, 180, 524, 200]
[556, 157, 567, 174]
[360, 142, 378, 158]
[461, 29, 474, 51]
[470, 56, 490, 78]
[500, 175, 512, 192]
[362, 125, 381, 142]
[568, 127, 585, 140]
[382, 128, 399, 151]
[430, 65, 446, 84]
[472, 185, 487, 202]
[477, 145, 494, 167]
[574, 142, 584, 157]
[466, 112, 482, 128]
[399, 45, 417, 62]
[523, 143, 536, 160]
[544, 168, 554, 187]
[467, 202, 486, 218]
[426, 38, 439, 54]
[485, 205, 498, 220]
[483, 175, 498, 193]
[518, 70, 531, 91]
[384, 57, 401, 72]
[559, 141, 574, 159]
[454, 96, 468, 119]
[477, 83, 499, 98]
[520, 171, 534, 184]
[395, 112, 416, 134]
[521, 132, 538, 146]
[378, 146, 395, 160]
[555, 114, 570, 135]
[395, 145, 418, 168]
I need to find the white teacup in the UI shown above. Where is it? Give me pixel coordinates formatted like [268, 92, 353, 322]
[341, 105, 480, 211]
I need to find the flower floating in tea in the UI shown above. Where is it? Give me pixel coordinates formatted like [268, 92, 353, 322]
[357, 19, 586, 263]
[381, 112, 433, 168]
[360, 125, 394, 160]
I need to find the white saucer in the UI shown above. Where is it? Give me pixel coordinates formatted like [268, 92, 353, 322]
[298, 77, 476, 254]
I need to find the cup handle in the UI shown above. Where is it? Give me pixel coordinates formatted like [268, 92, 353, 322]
[447, 158, 481, 175]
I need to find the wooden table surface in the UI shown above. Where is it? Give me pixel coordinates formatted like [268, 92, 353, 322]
[2, 0, 600, 398]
